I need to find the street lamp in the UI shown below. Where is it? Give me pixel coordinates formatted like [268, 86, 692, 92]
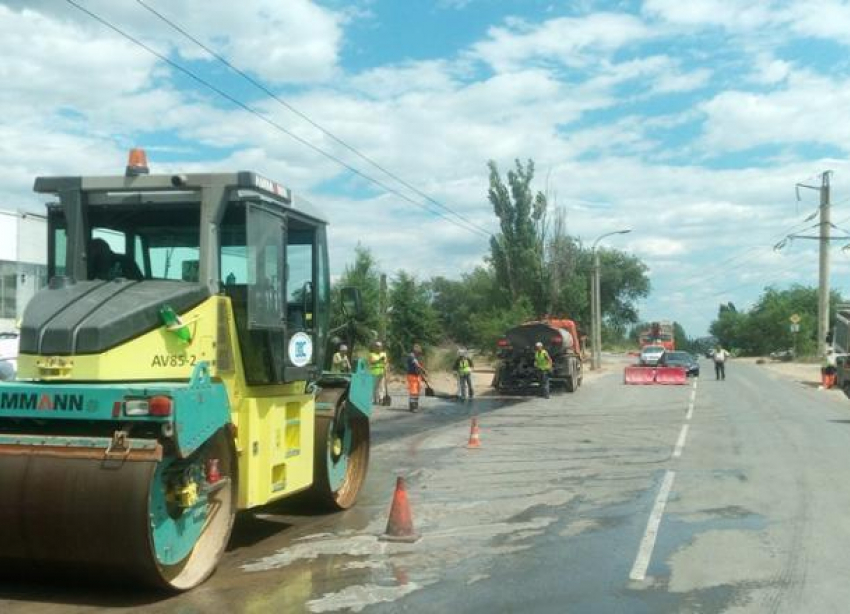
[590, 229, 632, 371]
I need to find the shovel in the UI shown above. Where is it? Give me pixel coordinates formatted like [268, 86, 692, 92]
[422, 375, 457, 400]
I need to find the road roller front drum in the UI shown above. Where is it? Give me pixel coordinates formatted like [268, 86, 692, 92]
[0, 428, 237, 591]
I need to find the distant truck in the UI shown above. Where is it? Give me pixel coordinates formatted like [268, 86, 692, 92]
[493, 318, 583, 393]
[639, 321, 675, 351]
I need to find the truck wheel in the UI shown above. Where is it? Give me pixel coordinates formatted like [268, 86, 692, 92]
[492, 367, 505, 392]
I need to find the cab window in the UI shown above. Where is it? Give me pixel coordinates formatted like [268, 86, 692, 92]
[287, 225, 315, 331]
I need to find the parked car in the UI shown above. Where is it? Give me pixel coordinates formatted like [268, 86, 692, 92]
[769, 348, 795, 362]
[639, 344, 666, 366]
[0, 332, 18, 381]
[660, 350, 700, 377]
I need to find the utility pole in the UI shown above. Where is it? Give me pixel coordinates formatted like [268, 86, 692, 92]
[818, 171, 831, 356]
[589, 264, 597, 369]
[378, 273, 388, 342]
[782, 171, 845, 356]
[593, 251, 602, 370]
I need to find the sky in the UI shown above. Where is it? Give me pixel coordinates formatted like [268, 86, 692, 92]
[3, 0, 850, 337]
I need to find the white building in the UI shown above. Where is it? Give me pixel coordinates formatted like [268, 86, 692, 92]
[0, 209, 47, 332]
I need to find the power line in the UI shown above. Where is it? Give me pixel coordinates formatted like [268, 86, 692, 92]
[676, 196, 850, 294]
[709, 260, 807, 298]
[133, 0, 493, 238]
[63, 0, 491, 240]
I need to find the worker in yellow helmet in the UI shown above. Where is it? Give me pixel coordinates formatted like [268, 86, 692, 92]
[368, 341, 388, 405]
[331, 343, 351, 373]
[534, 341, 553, 399]
[453, 348, 474, 401]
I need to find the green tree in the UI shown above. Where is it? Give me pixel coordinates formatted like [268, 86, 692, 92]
[387, 271, 440, 367]
[331, 244, 381, 349]
[597, 249, 650, 334]
[545, 207, 589, 326]
[430, 267, 503, 345]
[487, 159, 548, 313]
[708, 285, 843, 356]
[469, 298, 535, 351]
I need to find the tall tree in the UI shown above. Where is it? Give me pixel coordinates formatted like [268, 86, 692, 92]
[545, 207, 587, 320]
[487, 159, 548, 313]
[596, 248, 650, 333]
[331, 244, 381, 348]
[387, 271, 440, 367]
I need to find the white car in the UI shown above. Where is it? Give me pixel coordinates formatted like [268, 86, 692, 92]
[639, 344, 666, 366]
[0, 332, 19, 381]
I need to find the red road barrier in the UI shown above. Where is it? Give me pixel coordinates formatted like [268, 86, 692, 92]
[624, 366, 656, 385]
[655, 366, 687, 385]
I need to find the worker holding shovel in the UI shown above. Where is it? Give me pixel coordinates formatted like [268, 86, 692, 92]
[406, 343, 427, 412]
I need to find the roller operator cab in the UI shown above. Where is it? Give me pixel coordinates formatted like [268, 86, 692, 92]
[0, 150, 373, 590]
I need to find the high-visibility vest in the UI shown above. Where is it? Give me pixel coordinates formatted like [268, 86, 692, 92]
[332, 352, 350, 372]
[457, 358, 472, 375]
[369, 352, 386, 375]
[535, 349, 553, 372]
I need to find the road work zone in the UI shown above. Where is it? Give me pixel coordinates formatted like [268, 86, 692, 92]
[13, 359, 850, 612]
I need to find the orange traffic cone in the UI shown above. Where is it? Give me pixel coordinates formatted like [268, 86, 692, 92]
[466, 416, 481, 449]
[379, 477, 420, 543]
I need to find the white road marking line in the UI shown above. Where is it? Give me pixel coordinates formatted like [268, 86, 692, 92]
[672, 424, 690, 458]
[685, 401, 694, 421]
[693, 379, 698, 391]
[689, 389, 696, 404]
[629, 470, 676, 582]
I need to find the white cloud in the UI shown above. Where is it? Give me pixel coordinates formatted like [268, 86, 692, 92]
[3, 0, 344, 84]
[470, 12, 653, 73]
[699, 71, 850, 152]
[748, 53, 791, 85]
[0, 5, 157, 119]
[786, 0, 850, 42]
[650, 67, 711, 94]
[630, 237, 688, 256]
[643, 0, 779, 31]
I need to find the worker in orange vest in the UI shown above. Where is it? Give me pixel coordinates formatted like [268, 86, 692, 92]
[406, 344, 427, 412]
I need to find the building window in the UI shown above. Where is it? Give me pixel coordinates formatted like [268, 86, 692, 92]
[0, 261, 16, 319]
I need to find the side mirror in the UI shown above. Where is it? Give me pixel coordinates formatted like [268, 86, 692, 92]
[340, 286, 363, 319]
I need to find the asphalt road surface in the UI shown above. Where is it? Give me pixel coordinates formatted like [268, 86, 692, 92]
[4, 357, 850, 613]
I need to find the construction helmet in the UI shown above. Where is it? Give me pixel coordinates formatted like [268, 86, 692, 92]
[339, 344, 348, 352]
[535, 341, 543, 348]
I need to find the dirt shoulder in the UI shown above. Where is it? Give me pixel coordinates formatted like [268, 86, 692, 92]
[735, 356, 823, 388]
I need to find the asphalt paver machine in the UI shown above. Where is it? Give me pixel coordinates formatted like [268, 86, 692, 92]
[0, 151, 372, 590]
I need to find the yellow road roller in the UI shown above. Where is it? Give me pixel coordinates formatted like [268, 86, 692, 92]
[0, 150, 372, 590]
